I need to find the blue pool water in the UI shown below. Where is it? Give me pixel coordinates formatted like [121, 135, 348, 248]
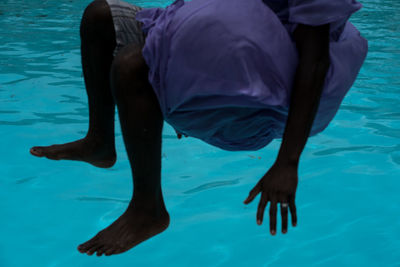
[1, 0, 399, 266]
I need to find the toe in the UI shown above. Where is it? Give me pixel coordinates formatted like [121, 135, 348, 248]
[111, 245, 126, 255]
[78, 239, 96, 253]
[104, 247, 117, 256]
[86, 243, 104, 256]
[30, 147, 43, 157]
[78, 243, 89, 253]
[96, 246, 108, 257]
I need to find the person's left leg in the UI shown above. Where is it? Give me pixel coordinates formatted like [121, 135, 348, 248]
[30, 0, 117, 168]
[78, 44, 170, 256]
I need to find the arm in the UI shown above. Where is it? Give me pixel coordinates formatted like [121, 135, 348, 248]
[244, 24, 330, 235]
[277, 23, 330, 165]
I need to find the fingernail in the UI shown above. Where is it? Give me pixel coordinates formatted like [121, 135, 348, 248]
[257, 220, 261, 225]
[293, 222, 297, 227]
[282, 229, 287, 234]
[271, 230, 276, 235]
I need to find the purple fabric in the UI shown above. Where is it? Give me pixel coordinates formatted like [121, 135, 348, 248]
[136, 0, 368, 151]
[288, 0, 362, 26]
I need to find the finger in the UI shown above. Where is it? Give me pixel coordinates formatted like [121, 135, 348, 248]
[289, 194, 297, 227]
[244, 183, 261, 204]
[256, 192, 268, 225]
[269, 195, 278, 235]
[177, 133, 182, 139]
[280, 195, 289, 234]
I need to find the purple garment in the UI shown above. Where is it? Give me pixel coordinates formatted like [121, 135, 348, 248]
[136, 0, 368, 151]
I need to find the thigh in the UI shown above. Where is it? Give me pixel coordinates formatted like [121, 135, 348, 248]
[111, 44, 152, 99]
[105, 0, 145, 56]
[81, 0, 115, 44]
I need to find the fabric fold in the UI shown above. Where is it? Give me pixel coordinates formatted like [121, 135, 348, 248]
[135, 0, 368, 151]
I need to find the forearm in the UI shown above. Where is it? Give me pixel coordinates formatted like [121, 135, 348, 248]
[276, 24, 330, 166]
[277, 58, 330, 165]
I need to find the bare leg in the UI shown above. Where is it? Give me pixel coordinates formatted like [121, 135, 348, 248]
[30, 0, 116, 168]
[78, 44, 169, 256]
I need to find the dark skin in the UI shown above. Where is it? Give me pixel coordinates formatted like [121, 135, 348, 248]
[30, 0, 330, 256]
[244, 23, 331, 234]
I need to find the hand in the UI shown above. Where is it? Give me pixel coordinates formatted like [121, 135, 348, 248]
[244, 161, 298, 235]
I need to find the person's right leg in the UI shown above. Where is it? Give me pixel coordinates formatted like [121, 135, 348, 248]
[30, 0, 117, 168]
[78, 44, 169, 256]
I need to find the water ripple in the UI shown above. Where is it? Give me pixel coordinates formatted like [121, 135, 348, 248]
[365, 122, 400, 139]
[183, 178, 241, 194]
[75, 196, 129, 204]
[0, 110, 19, 114]
[313, 144, 400, 156]
[15, 176, 37, 184]
[0, 114, 87, 126]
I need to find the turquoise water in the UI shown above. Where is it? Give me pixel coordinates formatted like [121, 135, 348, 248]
[1, 0, 399, 266]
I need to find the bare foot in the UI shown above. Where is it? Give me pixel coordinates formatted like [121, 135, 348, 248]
[30, 136, 116, 168]
[77, 204, 170, 256]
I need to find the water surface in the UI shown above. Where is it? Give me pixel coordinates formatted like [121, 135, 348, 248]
[0, 0, 399, 266]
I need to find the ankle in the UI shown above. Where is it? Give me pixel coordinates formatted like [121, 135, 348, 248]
[85, 132, 115, 148]
[131, 193, 166, 212]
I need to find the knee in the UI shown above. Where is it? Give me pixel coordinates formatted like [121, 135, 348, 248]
[110, 45, 149, 99]
[80, 0, 114, 41]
